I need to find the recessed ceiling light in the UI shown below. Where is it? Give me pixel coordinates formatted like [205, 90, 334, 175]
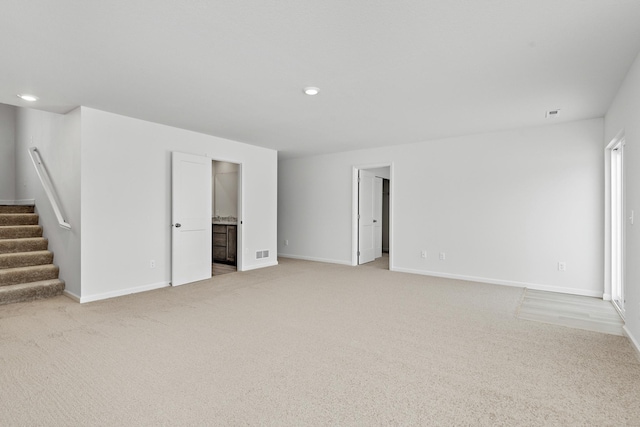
[545, 109, 560, 118]
[17, 94, 39, 102]
[303, 87, 320, 96]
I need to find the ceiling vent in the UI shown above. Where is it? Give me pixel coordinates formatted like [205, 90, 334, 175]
[545, 109, 560, 118]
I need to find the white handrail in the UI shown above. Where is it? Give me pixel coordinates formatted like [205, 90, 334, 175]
[28, 147, 71, 230]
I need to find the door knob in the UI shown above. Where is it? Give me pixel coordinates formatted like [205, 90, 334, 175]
[174, 223, 182, 228]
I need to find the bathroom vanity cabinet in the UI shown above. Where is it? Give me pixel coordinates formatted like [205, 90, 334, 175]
[212, 224, 237, 265]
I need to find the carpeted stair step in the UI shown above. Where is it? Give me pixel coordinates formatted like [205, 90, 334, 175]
[0, 205, 35, 214]
[0, 205, 63, 306]
[0, 237, 49, 254]
[0, 264, 59, 287]
[0, 251, 54, 269]
[0, 213, 39, 226]
[0, 225, 43, 239]
[0, 279, 65, 305]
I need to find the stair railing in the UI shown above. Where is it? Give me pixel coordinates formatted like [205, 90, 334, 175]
[28, 147, 71, 230]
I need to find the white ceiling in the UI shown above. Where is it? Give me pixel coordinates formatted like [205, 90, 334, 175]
[2, 1, 640, 159]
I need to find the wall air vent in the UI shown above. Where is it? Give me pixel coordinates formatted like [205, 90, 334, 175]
[256, 250, 269, 259]
[545, 109, 560, 118]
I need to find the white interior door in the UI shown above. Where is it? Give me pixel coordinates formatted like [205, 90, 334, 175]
[358, 170, 375, 264]
[171, 151, 212, 286]
[374, 177, 383, 259]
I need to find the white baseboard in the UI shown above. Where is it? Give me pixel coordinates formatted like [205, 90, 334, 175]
[603, 293, 612, 301]
[278, 253, 352, 266]
[623, 326, 640, 361]
[63, 289, 80, 302]
[80, 281, 170, 303]
[241, 260, 279, 271]
[0, 199, 35, 205]
[391, 267, 603, 298]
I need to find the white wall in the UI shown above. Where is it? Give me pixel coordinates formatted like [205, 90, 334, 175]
[213, 160, 239, 218]
[279, 119, 604, 296]
[605, 51, 640, 352]
[80, 108, 277, 302]
[14, 107, 82, 297]
[0, 104, 16, 201]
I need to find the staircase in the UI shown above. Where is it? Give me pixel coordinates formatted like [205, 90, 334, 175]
[0, 205, 65, 305]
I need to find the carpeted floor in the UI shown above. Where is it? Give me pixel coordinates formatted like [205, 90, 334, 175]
[1, 257, 639, 425]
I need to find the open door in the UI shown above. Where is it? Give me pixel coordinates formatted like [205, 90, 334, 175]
[171, 152, 212, 286]
[374, 176, 382, 258]
[359, 170, 382, 264]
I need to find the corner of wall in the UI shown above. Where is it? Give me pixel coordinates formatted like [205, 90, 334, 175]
[623, 326, 640, 361]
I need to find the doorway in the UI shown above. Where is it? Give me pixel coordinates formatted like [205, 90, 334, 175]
[609, 137, 625, 316]
[212, 160, 240, 276]
[353, 165, 392, 269]
[171, 153, 243, 286]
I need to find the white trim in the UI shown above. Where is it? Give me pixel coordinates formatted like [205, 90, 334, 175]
[351, 167, 358, 266]
[611, 298, 626, 319]
[604, 130, 626, 307]
[63, 290, 80, 302]
[80, 281, 170, 303]
[237, 163, 244, 272]
[391, 267, 603, 297]
[0, 199, 35, 205]
[278, 254, 352, 266]
[623, 326, 640, 361]
[603, 293, 612, 301]
[241, 260, 279, 271]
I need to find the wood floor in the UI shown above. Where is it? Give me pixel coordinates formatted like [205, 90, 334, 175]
[517, 289, 624, 336]
[212, 262, 237, 276]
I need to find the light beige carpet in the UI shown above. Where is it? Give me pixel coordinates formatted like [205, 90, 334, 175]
[1, 257, 639, 426]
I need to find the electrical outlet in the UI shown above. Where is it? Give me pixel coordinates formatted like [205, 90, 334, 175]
[439, 252, 446, 261]
[150, 259, 156, 269]
[421, 250, 427, 259]
[558, 262, 566, 271]
[285, 239, 289, 246]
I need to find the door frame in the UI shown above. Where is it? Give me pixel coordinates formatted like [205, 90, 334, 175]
[604, 131, 625, 314]
[351, 162, 394, 268]
[211, 156, 244, 272]
[602, 134, 633, 318]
